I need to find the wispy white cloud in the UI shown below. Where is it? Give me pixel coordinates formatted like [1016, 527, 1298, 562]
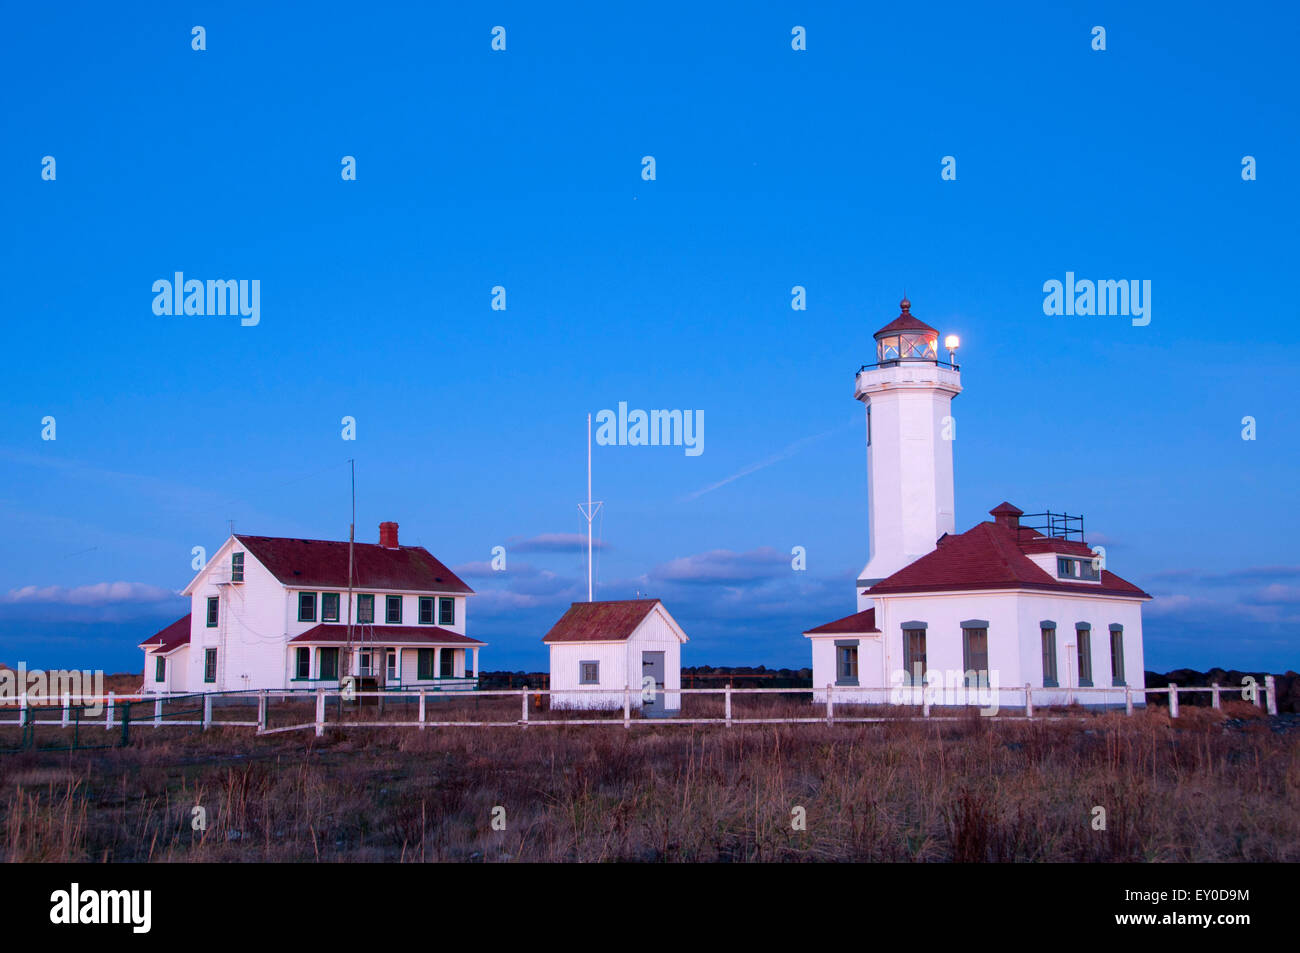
[682, 420, 852, 502]
[508, 532, 611, 554]
[650, 547, 788, 584]
[1, 582, 180, 606]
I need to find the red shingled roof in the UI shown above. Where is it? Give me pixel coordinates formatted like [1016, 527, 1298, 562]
[805, 607, 880, 635]
[542, 599, 662, 643]
[290, 624, 484, 646]
[875, 313, 938, 336]
[235, 535, 473, 594]
[865, 520, 1150, 597]
[875, 298, 937, 337]
[140, 614, 191, 652]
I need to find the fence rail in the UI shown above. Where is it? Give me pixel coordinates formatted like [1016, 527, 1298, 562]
[0, 676, 1279, 744]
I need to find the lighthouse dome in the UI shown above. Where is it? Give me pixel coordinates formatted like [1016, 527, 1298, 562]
[873, 297, 938, 364]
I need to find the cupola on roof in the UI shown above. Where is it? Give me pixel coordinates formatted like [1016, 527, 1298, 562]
[874, 297, 938, 338]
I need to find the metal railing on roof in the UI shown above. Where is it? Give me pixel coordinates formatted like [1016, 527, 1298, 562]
[1018, 511, 1085, 541]
[857, 359, 960, 373]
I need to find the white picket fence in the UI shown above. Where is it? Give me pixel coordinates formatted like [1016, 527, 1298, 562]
[0, 676, 1280, 739]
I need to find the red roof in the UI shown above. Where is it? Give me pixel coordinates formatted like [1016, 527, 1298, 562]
[875, 298, 937, 337]
[805, 607, 880, 635]
[234, 535, 473, 594]
[542, 599, 662, 643]
[290, 624, 484, 646]
[866, 520, 1151, 598]
[140, 614, 191, 652]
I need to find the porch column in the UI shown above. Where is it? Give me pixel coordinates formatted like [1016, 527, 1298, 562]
[472, 647, 479, 678]
[433, 648, 442, 684]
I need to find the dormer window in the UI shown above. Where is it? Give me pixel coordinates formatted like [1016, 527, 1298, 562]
[1057, 557, 1099, 581]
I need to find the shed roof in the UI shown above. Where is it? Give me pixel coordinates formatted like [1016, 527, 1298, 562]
[139, 614, 191, 653]
[542, 599, 669, 643]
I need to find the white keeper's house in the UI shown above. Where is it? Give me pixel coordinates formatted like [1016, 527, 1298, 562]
[139, 522, 483, 694]
[804, 298, 1151, 707]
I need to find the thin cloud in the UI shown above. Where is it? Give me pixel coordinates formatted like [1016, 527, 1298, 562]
[509, 533, 610, 554]
[650, 547, 788, 585]
[2, 582, 180, 606]
[682, 420, 851, 502]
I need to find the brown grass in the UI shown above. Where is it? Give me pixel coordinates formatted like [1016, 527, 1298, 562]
[0, 701, 1295, 862]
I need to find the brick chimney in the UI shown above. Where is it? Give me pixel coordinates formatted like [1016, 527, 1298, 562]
[989, 502, 1023, 529]
[379, 521, 399, 548]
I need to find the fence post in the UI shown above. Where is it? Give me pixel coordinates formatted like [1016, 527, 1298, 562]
[623, 685, 631, 728]
[106, 691, 115, 730]
[521, 689, 528, 727]
[154, 697, 163, 728]
[1168, 683, 1179, 719]
[1254, 680, 1264, 709]
[1024, 683, 1032, 719]
[1211, 683, 1220, 710]
[1265, 675, 1278, 716]
[922, 682, 931, 718]
[826, 684, 834, 726]
[315, 690, 325, 737]
[19, 692, 27, 730]
[1125, 684, 1133, 716]
[62, 691, 70, 728]
[203, 694, 213, 730]
[255, 691, 267, 733]
[724, 684, 732, 728]
[419, 690, 427, 730]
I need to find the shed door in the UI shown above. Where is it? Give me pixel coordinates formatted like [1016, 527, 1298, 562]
[641, 651, 665, 710]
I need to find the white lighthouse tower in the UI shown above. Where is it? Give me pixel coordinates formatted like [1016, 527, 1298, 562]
[855, 298, 962, 610]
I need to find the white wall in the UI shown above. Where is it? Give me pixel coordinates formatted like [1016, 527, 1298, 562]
[142, 647, 189, 694]
[813, 589, 1146, 708]
[549, 643, 628, 709]
[185, 539, 288, 693]
[856, 362, 961, 607]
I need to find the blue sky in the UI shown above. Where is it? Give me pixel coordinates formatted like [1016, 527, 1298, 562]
[1, 2, 1297, 675]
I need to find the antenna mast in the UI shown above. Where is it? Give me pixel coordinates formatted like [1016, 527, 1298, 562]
[345, 459, 355, 679]
[577, 414, 603, 602]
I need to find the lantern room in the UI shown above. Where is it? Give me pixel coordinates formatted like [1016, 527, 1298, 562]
[873, 298, 940, 365]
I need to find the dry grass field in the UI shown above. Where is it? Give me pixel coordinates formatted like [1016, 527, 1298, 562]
[1, 698, 1296, 863]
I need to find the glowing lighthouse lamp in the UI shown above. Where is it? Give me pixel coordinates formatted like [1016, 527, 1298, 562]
[944, 334, 960, 366]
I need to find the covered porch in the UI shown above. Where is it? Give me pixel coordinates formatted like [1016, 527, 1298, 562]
[290, 624, 485, 692]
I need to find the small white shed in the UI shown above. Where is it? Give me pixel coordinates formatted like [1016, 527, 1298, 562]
[543, 599, 688, 712]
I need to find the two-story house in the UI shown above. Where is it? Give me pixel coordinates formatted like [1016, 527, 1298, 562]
[139, 521, 482, 694]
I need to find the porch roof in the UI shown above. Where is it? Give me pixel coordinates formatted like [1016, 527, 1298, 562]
[290, 624, 485, 647]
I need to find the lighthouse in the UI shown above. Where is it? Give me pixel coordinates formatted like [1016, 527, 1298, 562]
[855, 298, 962, 610]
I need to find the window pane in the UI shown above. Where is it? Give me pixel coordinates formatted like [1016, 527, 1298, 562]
[419, 597, 434, 624]
[439, 598, 455, 626]
[322, 593, 339, 622]
[903, 629, 926, 683]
